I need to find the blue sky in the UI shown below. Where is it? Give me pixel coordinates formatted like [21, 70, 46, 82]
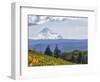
[28, 15, 88, 39]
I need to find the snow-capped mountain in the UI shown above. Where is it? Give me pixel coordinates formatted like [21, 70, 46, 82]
[35, 27, 63, 39]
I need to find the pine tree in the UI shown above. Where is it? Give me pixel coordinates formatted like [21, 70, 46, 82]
[54, 44, 61, 58]
[44, 45, 52, 56]
[77, 52, 82, 63]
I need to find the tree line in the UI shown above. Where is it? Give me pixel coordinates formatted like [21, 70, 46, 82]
[44, 44, 88, 64]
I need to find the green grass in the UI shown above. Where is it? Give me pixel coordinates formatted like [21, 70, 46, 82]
[28, 50, 75, 66]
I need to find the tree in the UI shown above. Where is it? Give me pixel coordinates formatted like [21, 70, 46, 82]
[72, 50, 81, 63]
[54, 44, 61, 58]
[82, 51, 88, 64]
[77, 52, 82, 63]
[61, 52, 72, 61]
[44, 45, 52, 56]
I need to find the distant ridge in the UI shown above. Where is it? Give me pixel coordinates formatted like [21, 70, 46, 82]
[28, 39, 88, 52]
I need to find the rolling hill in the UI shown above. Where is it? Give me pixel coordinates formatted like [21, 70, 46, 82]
[28, 50, 74, 66]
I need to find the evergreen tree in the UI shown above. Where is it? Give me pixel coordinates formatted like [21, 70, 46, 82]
[44, 45, 52, 56]
[71, 55, 75, 62]
[77, 52, 82, 63]
[54, 44, 61, 58]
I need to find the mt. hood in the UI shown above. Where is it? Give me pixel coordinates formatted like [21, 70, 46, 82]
[34, 27, 63, 39]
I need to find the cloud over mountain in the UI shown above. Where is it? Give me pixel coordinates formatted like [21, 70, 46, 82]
[28, 15, 88, 39]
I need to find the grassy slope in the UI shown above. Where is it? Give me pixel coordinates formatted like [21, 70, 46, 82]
[28, 50, 75, 66]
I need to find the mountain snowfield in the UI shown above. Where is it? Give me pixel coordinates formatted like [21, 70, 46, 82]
[33, 27, 63, 39]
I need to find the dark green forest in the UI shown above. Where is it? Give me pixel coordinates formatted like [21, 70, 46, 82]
[44, 44, 88, 64]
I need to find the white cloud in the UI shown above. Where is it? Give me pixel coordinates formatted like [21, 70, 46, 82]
[51, 16, 66, 21]
[28, 16, 79, 25]
[28, 16, 38, 24]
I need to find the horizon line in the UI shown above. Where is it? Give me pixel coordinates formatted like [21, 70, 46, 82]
[28, 38, 88, 40]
